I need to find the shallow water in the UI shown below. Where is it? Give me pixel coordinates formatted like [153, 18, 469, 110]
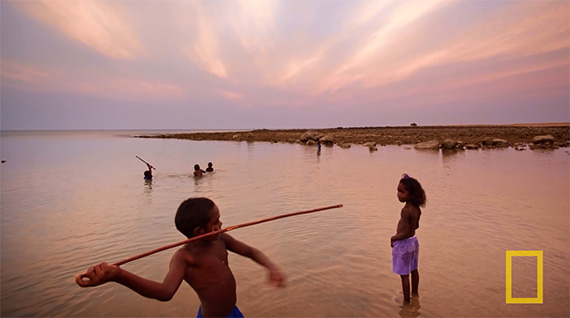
[1, 130, 568, 317]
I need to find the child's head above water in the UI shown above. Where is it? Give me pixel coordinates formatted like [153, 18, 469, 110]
[175, 197, 219, 238]
[194, 164, 201, 171]
[398, 173, 426, 207]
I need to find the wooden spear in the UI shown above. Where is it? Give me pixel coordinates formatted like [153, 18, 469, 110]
[77, 204, 343, 281]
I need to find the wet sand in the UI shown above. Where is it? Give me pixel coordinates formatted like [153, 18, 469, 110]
[137, 123, 569, 149]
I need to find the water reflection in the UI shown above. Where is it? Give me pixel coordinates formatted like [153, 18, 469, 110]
[441, 148, 461, 157]
[144, 179, 152, 190]
[398, 297, 421, 318]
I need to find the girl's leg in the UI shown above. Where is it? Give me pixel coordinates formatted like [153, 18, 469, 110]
[400, 274, 410, 301]
[411, 269, 419, 297]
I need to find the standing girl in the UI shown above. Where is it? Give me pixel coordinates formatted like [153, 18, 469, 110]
[390, 173, 426, 302]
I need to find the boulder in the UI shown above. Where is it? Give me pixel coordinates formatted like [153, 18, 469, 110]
[338, 143, 351, 149]
[532, 135, 555, 144]
[414, 140, 440, 150]
[300, 130, 321, 142]
[306, 140, 316, 146]
[363, 142, 377, 148]
[441, 139, 457, 149]
[492, 139, 508, 147]
[481, 137, 494, 146]
[320, 134, 335, 146]
[464, 144, 480, 149]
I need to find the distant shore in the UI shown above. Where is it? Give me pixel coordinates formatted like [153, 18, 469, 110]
[136, 123, 570, 150]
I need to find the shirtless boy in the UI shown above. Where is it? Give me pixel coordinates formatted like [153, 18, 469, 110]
[76, 197, 286, 317]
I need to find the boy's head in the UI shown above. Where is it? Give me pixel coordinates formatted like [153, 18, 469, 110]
[398, 173, 427, 207]
[144, 170, 151, 177]
[175, 197, 221, 238]
[194, 164, 200, 171]
[208, 162, 213, 167]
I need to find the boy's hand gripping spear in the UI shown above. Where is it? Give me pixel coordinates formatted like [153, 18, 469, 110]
[76, 204, 343, 285]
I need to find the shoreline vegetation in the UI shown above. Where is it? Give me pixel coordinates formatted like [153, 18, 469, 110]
[136, 123, 570, 151]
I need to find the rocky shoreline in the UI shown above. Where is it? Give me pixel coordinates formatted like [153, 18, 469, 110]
[136, 124, 570, 151]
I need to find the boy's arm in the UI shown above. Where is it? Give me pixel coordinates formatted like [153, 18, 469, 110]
[76, 249, 188, 301]
[390, 208, 411, 244]
[223, 234, 286, 287]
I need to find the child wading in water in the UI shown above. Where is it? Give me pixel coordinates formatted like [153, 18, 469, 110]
[194, 164, 205, 177]
[76, 197, 286, 318]
[390, 173, 426, 303]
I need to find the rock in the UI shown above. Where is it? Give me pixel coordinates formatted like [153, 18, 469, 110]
[532, 135, 555, 144]
[300, 130, 321, 142]
[513, 142, 527, 151]
[338, 143, 351, 149]
[481, 137, 494, 146]
[492, 139, 508, 147]
[232, 134, 240, 140]
[306, 140, 316, 146]
[363, 142, 377, 148]
[414, 140, 440, 150]
[464, 144, 480, 149]
[320, 135, 335, 146]
[441, 139, 457, 149]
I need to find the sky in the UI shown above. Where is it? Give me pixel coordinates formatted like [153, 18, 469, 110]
[1, 0, 568, 130]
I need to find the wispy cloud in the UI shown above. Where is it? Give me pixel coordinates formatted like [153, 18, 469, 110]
[2, 0, 567, 129]
[314, 0, 452, 94]
[219, 90, 244, 101]
[181, 2, 228, 78]
[1, 59, 184, 100]
[13, 0, 145, 60]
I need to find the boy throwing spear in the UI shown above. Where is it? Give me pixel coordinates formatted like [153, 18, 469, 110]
[76, 197, 286, 318]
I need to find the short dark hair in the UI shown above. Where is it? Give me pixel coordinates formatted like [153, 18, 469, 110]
[194, 164, 200, 170]
[399, 175, 427, 207]
[175, 197, 215, 238]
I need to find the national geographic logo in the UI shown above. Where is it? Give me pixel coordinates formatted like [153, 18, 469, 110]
[505, 250, 543, 304]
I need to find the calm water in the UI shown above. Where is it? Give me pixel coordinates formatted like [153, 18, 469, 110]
[1, 130, 569, 318]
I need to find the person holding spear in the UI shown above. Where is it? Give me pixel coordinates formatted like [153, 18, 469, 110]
[76, 197, 288, 318]
[136, 156, 155, 181]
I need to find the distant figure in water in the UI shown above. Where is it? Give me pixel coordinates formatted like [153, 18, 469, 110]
[143, 163, 153, 180]
[206, 162, 214, 172]
[76, 197, 286, 318]
[193, 164, 205, 178]
[390, 173, 426, 303]
[317, 139, 322, 151]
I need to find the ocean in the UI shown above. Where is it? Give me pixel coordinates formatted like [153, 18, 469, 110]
[1, 130, 568, 317]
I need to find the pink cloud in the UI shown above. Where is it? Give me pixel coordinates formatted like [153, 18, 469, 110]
[13, 0, 145, 60]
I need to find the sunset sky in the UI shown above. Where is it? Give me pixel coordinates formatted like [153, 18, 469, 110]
[1, 0, 568, 130]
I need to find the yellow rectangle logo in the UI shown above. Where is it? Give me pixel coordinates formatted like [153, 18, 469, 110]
[505, 250, 543, 304]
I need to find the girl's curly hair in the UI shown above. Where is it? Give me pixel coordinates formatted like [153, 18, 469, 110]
[400, 174, 427, 207]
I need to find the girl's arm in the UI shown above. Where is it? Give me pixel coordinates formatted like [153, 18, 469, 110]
[222, 234, 286, 287]
[76, 249, 188, 301]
